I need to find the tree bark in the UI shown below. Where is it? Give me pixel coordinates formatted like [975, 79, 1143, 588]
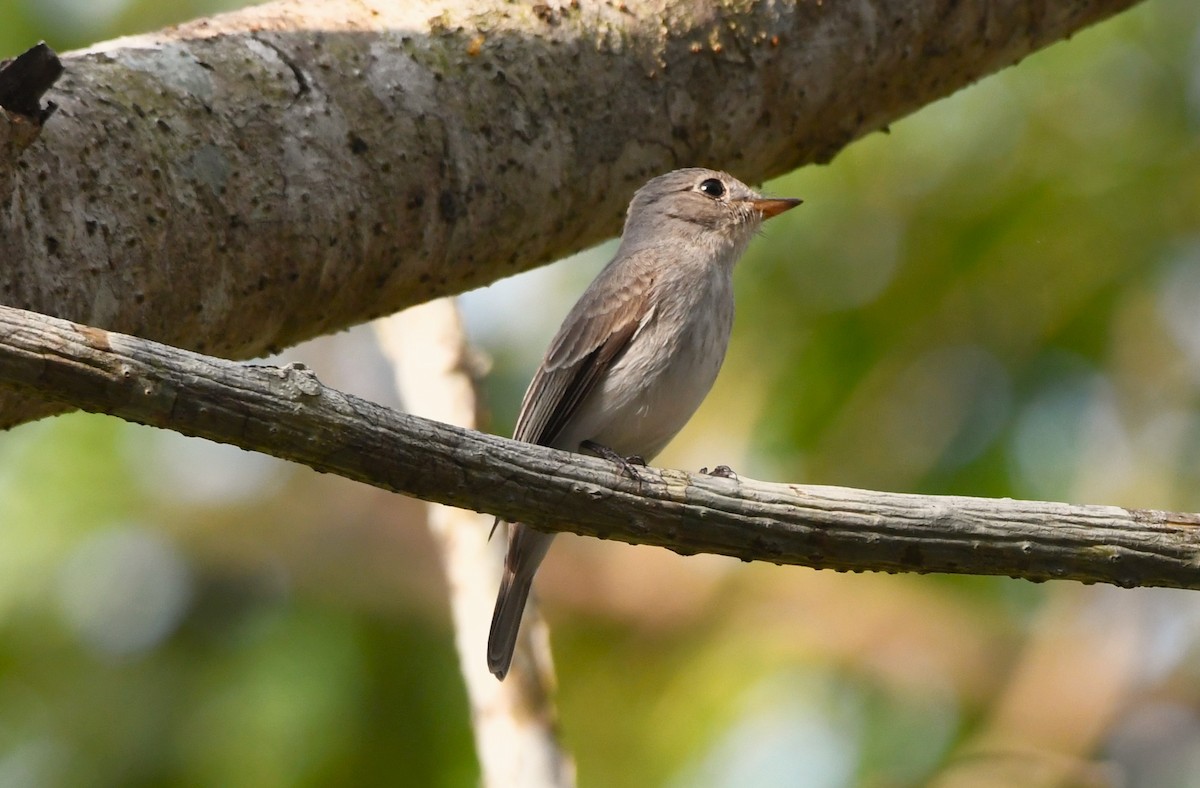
[0, 0, 1145, 428]
[3, 303, 1197, 591]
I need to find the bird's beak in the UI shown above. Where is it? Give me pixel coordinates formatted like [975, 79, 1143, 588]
[750, 197, 803, 219]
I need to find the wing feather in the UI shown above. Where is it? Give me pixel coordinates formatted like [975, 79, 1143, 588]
[513, 258, 655, 447]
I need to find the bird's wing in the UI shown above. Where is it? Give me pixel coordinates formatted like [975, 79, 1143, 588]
[513, 260, 655, 447]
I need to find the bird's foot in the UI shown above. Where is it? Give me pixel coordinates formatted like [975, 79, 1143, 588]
[581, 440, 645, 480]
[699, 464, 738, 480]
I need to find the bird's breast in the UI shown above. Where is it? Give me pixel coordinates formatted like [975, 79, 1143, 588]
[556, 267, 735, 460]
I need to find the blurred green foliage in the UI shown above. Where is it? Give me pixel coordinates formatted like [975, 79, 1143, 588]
[740, 1, 1200, 504]
[4, 0, 1200, 785]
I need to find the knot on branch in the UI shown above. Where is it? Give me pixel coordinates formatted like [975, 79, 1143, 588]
[0, 42, 64, 123]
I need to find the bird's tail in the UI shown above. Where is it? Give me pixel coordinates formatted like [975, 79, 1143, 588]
[488, 524, 554, 680]
[487, 568, 533, 680]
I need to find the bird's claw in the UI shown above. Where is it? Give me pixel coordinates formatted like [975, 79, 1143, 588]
[582, 440, 644, 480]
[700, 464, 738, 479]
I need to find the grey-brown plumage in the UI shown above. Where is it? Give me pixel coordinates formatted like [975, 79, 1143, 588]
[488, 168, 800, 680]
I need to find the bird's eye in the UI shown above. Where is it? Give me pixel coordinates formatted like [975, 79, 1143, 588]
[698, 178, 726, 198]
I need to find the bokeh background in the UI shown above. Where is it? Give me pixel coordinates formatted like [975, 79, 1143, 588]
[3, 0, 1200, 785]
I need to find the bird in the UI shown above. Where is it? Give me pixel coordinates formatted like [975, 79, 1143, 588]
[487, 167, 801, 680]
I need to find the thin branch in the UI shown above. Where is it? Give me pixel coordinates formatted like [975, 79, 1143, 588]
[376, 302, 573, 787]
[0, 0, 1145, 428]
[2, 302, 1198, 590]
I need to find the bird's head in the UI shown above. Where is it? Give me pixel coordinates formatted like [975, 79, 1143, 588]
[620, 168, 801, 254]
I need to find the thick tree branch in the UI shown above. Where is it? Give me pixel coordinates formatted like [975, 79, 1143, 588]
[0, 0, 1144, 428]
[2, 303, 1198, 590]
